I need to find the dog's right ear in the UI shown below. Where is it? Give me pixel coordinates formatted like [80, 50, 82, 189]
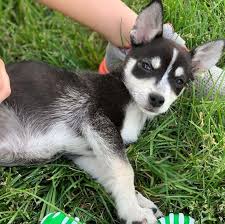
[191, 40, 225, 74]
[130, 0, 163, 46]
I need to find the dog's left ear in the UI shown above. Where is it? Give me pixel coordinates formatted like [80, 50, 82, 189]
[191, 40, 225, 74]
[130, 0, 163, 46]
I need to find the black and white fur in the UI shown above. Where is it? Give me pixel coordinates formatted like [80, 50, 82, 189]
[1, 0, 224, 223]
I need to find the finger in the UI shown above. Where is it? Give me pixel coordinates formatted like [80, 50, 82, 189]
[0, 59, 11, 102]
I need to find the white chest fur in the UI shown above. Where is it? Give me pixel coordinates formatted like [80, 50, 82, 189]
[120, 102, 148, 144]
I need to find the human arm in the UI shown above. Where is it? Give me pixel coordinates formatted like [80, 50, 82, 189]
[38, 0, 137, 47]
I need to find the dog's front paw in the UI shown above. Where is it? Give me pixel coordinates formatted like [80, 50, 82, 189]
[136, 191, 163, 218]
[119, 204, 157, 224]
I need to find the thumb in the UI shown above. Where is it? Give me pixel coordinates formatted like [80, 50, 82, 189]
[0, 59, 11, 102]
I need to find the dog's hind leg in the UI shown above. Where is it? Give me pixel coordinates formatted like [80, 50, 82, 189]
[0, 104, 86, 166]
[0, 105, 26, 166]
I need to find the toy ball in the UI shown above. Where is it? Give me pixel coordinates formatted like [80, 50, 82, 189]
[41, 212, 195, 224]
[41, 212, 85, 224]
[157, 213, 195, 224]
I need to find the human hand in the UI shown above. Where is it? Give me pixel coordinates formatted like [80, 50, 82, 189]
[0, 59, 11, 102]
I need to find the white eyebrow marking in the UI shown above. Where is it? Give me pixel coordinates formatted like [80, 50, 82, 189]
[151, 57, 161, 69]
[175, 67, 184, 77]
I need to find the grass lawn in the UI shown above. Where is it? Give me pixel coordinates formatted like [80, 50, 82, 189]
[0, 0, 224, 223]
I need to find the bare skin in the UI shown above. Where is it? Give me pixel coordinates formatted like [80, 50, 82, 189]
[0, 59, 11, 103]
[0, 0, 137, 101]
[38, 0, 137, 47]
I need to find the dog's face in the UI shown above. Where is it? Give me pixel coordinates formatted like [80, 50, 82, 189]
[124, 38, 193, 115]
[123, 0, 225, 116]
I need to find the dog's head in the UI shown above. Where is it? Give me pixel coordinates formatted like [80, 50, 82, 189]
[123, 0, 225, 116]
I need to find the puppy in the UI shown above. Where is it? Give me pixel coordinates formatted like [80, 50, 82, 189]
[0, 0, 224, 223]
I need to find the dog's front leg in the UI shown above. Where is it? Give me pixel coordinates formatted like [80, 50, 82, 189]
[136, 191, 163, 218]
[76, 114, 158, 224]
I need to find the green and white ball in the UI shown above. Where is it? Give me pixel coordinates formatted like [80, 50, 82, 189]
[157, 213, 195, 224]
[41, 212, 84, 224]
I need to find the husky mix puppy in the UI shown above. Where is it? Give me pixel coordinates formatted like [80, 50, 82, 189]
[0, 0, 224, 223]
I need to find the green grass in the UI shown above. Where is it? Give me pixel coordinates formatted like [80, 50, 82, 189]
[0, 0, 224, 223]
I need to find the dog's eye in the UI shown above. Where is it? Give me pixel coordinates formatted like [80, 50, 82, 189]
[175, 78, 184, 87]
[140, 60, 152, 72]
[142, 62, 151, 71]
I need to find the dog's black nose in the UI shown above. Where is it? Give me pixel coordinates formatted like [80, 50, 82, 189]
[149, 93, 165, 107]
